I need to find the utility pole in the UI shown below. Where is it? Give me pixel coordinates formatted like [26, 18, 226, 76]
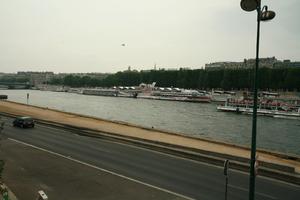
[224, 160, 230, 200]
[240, 1, 275, 199]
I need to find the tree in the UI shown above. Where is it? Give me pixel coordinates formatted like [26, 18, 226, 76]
[48, 67, 300, 91]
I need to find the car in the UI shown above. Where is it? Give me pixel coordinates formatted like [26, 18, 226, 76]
[13, 116, 35, 128]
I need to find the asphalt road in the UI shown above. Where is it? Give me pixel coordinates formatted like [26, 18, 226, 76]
[1, 116, 299, 200]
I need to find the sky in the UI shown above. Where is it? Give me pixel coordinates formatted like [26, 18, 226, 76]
[0, 0, 299, 73]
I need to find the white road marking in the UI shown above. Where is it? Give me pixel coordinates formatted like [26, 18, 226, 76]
[5, 116, 298, 188]
[8, 138, 195, 200]
[96, 136, 300, 187]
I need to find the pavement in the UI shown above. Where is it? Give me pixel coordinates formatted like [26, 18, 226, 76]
[0, 118, 299, 200]
[0, 183, 18, 200]
[0, 138, 186, 200]
[0, 101, 299, 175]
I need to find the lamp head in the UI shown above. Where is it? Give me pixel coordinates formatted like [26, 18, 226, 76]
[261, 10, 276, 21]
[240, 0, 258, 12]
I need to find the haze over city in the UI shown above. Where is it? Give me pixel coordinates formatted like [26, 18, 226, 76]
[0, 0, 299, 73]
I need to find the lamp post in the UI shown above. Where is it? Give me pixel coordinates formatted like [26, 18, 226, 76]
[240, 1, 275, 200]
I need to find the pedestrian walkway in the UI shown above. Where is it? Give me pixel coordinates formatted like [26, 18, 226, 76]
[0, 183, 18, 200]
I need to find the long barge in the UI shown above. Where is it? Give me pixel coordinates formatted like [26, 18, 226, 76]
[217, 99, 300, 119]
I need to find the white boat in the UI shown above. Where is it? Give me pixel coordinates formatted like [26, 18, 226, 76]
[82, 88, 118, 96]
[217, 102, 300, 119]
[68, 88, 83, 94]
[211, 90, 235, 103]
[149, 89, 211, 103]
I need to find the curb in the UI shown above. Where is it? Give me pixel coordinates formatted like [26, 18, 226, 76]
[0, 183, 18, 200]
[8, 187, 18, 200]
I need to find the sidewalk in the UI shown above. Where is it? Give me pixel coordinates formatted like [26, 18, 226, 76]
[0, 101, 299, 174]
[0, 183, 18, 200]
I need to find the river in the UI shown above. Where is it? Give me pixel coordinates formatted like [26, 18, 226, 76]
[1, 89, 299, 156]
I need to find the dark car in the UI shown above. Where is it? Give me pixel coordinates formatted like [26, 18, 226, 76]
[13, 116, 35, 128]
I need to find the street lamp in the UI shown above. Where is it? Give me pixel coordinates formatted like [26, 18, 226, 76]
[240, 1, 275, 200]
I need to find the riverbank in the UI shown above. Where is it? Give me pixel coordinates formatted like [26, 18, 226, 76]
[0, 101, 299, 182]
[2, 89, 300, 156]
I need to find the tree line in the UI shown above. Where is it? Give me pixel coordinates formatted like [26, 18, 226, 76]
[0, 76, 29, 83]
[49, 67, 300, 91]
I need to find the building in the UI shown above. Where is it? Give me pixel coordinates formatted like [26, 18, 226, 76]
[205, 61, 244, 70]
[17, 71, 54, 86]
[244, 57, 278, 68]
[273, 60, 300, 68]
[205, 57, 299, 70]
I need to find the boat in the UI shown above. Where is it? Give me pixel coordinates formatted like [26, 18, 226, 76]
[217, 98, 300, 119]
[211, 90, 235, 103]
[68, 88, 83, 94]
[144, 89, 211, 103]
[81, 88, 138, 98]
[82, 88, 119, 97]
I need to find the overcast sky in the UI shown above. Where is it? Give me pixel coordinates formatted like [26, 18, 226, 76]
[0, 0, 299, 73]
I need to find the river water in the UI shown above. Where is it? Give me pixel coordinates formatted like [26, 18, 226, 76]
[1, 89, 299, 156]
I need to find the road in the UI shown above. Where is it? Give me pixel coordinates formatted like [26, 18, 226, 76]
[1, 116, 299, 200]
